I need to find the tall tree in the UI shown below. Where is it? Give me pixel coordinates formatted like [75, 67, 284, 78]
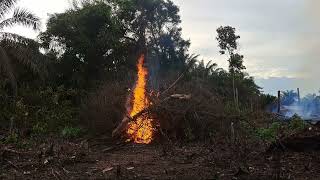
[0, 0, 42, 96]
[216, 26, 246, 105]
[216, 26, 245, 73]
[111, 0, 190, 70]
[40, 0, 190, 89]
[40, 1, 129, 88]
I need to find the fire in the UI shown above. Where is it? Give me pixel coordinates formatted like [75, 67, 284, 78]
[127, 54, 154, 144]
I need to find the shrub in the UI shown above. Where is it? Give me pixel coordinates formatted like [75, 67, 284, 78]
[61, 127, 83, 138]
[256, 122, 281, 142]
[31, 122, 49, 136]
[3, 132, 19, 144]
[0, 86, 81, 135]
[254, 115, 307, 143]
[289, 114, 306, 131]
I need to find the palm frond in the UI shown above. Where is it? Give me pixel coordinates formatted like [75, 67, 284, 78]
[204, 60, 217, 76]
[0, 46, 17, 96]
[0, 32, 48, 79]
[0, 8, 41, 30]
[0, 32, 39, 46]
[185, 54, 199, 70]
[0, 0, 17, 19]
[186, 54, 199, 65]
[205, 60, 217, 71]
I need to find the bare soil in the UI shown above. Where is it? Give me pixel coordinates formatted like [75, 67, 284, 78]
[1, 133, 320, 180]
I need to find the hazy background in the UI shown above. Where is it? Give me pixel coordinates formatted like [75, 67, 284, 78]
[6, 0, 319, 95]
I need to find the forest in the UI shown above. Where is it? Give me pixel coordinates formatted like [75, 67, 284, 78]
[1, 0, 320, 179]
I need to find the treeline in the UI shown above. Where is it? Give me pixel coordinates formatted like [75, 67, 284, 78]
[0, 0, 273, 137]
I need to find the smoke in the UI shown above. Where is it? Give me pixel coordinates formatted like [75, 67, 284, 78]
[296, 0, 320, 93]
[271, 91, 320, 120]
[282, 100, 319, 120]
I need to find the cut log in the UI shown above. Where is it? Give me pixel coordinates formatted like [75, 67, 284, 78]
[112, 117, 130, 138]
[170, 94, 191, 100]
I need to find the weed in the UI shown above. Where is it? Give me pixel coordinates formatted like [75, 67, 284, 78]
[289, 114, 306, 132]
[31, 122, 49, 136]
[3, 132, 19, 144]
[256, 122, 281, 142]
[61, 127, 83, 138]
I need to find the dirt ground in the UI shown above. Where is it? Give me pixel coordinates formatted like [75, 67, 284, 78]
[1, 133, 320, 180]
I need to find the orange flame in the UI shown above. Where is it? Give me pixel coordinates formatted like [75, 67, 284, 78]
[127, 54, 154, 144]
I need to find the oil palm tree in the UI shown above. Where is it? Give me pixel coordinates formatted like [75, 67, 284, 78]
[0, 0, 42, 96]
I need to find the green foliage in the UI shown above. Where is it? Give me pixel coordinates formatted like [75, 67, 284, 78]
[255, 122, 281, 142]
[40, 0, 190, 89]
[260, 94, 276, 109]
[1, 132, 32, 149]
[3, 132, 19, 144]
[213, 25, 261, 107]
[187, 57, 261, 107]
[223, 101, 239, 114]
[0, 85, 80, 133]
[40, 1, 126, 88]
[253, 116, 307, 143]
[61, 127, 83, 138]
[216, 26, 240, 55]
[289, 114, 306, 132]
[29, 86, 80, 131]
[31, 122, 49, 136]
[216, 26, 245, 77]
[0, 0, 42, 96]
[228, 53, 246, 74]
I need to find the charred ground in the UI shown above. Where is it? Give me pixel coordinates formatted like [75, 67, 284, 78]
[2, 121, 320, 180]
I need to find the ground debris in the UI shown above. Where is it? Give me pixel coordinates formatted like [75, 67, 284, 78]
[1, 137, 320, 179]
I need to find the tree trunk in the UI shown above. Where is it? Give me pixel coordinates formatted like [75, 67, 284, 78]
[232, 74, 236, 106]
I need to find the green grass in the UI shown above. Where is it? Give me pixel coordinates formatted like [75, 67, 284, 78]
[61, 127, 84, 138]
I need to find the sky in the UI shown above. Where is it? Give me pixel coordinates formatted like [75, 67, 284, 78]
[6, 0, 320, 95]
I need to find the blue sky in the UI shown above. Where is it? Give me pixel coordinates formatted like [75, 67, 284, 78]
[6, 0, 320, 95]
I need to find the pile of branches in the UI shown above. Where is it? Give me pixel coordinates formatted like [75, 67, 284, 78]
[113, 77, 235, 141]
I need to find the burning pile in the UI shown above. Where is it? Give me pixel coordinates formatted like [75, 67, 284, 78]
[112, 53, 219, 143]
[126, 54, 154, 144]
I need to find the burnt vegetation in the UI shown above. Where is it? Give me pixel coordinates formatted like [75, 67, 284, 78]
[1, 0, 320, 179]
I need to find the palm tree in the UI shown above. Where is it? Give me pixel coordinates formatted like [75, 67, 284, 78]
[0, 0, 42, 96]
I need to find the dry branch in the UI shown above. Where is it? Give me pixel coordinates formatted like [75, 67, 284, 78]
[160, 73, 185, 96]
[5, 159, 19, 170]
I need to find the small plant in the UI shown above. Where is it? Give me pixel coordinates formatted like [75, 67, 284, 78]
[61, 127, 83, 138]
[4, 132, 19, 144]
[16, 140, 33, 149]
[289, 114, 306, 132]
[31, 123, 49, 136]
[256, 122, 281, 142]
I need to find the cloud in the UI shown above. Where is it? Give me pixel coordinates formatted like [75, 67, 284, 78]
[292, 0, 320, 92]
[173, 0, 319, 94]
